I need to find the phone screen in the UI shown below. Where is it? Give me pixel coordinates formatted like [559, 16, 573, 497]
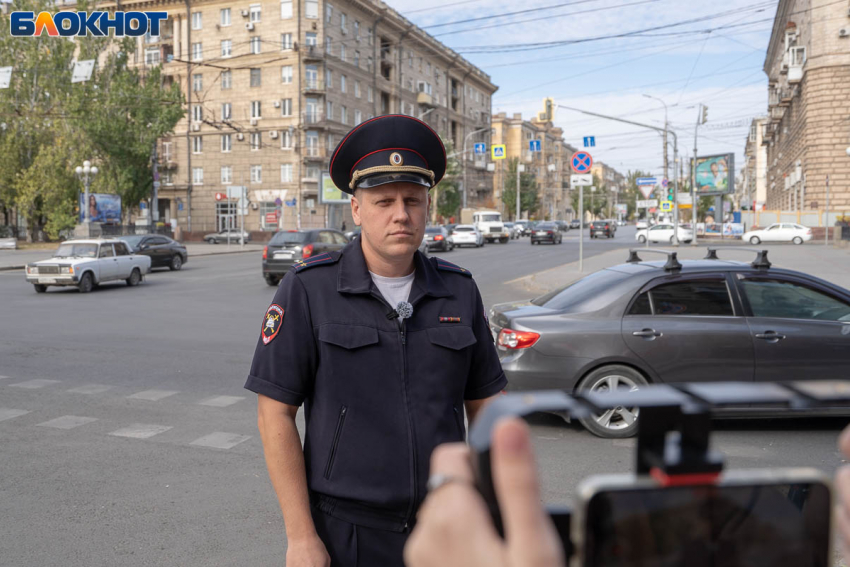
[583, 482, 830, 567]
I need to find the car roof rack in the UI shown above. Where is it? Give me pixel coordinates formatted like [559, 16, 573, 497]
[626, 249, 682, 271]
[703, 246, 771, 269]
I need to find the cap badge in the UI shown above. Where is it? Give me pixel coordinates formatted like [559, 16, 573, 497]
[389, 152, 404, 166]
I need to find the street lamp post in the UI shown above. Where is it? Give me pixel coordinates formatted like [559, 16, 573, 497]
[75, 160, 99, 237]
[642, 94, 669, 181]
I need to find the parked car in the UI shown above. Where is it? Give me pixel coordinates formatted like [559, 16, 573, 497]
[116, 235, 187, 271]
[25, 239, 151, 293]
[569, 219, 582, 230]
[590, 220, 615, 239]
[424, 226, 453, 252]
[530, 222, 563, 245]
[263, 229, 348, 286]
[490, 248, 850, 438]
[636, 223, 694, 244]
[345, 227, 361, 241]
[204, 229, 251, 244]
[743, 223, 812, 245]
[450, 225, 484, 247]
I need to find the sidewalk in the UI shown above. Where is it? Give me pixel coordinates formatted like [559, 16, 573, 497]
[0, 242, 263, 271]
[507, 242, 850, 297]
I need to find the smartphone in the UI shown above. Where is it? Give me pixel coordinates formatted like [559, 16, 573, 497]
[572, 468, 832, 567]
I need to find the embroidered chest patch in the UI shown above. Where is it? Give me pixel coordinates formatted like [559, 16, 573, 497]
[262, 304, 284, 345]
[439, 316, 461, 323]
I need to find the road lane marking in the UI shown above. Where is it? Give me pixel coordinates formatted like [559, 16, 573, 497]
[67, 384, 113, 395]
[37, 416, 98, 430]
[0, 409, 30, 422]
[109, 424, 173, 439]
[127, 390, 180, 401]
[9, 379, 60, 389]
[190, 432, 251, 450]
[197, 395, 245, 408]
[0, 376, 9, 380]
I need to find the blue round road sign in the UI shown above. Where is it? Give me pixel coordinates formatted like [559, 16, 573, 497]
[571, 151, 593, 174]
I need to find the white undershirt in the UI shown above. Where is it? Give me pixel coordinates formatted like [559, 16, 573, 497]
[370, 270, 415, 309]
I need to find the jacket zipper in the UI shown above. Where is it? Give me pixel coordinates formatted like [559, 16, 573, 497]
[324, 405, 347, 480]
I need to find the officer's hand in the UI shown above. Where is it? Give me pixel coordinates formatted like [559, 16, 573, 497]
[285, 534, 330, 567]
[404, 418, 565, 567]
[836, 425, 850, 560]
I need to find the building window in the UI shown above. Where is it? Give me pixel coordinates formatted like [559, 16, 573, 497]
[251, 101, 262, 119]
[355, 81, 361, 98]
[192, 105, 202, 122]
[341, 106, 348, 125]
[367, 26, 373, 46]
[162, 171, 173, 185]
[326, 100, 333, 121]
[220, 8, 231, 26]
[250, 165, 262, 183]
[354, 21, 360, 41]
[250, 37, 261, 54]
[144, 48, 160, 66]
[162, 141, 172, 161]
[250, 68, 261, 87]
[368, 86, 373, 103]
[341, 75, 347, 93]
[281, 65, 293, 84]
[281, 129, 292, 149]
[280, 0, 292, 19]
[250, 132, 261, 151]
[327, 133, 335, 150]
[790, 46, 806, 67]
[306, 130, 319, 156]
[192, 167, 204, 185]
[191, 11, 202, 30]
[221, 70, 231, 90]
[325, 69, 332, 89]
[326, 3, 333, 23]
[249, 4, 261, 22]
[221, 134, 232, 152]
[281, 98, 293, 117]
[305, 166, 321, 179]
[354, 50, 360, 67]
[354, 109, 362, 125]
[192, 73, 202, 92]
[325, 36, 332, 54]
[221, 39, 232, 57]
[281, 33, 293, 50]
[305, 65, 319, 89]
[340, 12, 347, 32]
[221, 166, 232, 184]
[192, 43, 202, 61]
[306, 32, 317, 46]
[192, 136, 203, 154]
[340, 44, 346, 62]
[221, 103, 232, 120]
[408, 51, 413, 67]
[305, 0, 318, 19]
[281, 164, 293, 183]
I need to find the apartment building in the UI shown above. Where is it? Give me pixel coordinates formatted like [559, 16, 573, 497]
[114, 0, 496, 233]
[761, 0, 850, 212]
[739, 117, 769, 210]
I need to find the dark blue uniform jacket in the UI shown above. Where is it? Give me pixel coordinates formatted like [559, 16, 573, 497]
[245, 238, 507, 532]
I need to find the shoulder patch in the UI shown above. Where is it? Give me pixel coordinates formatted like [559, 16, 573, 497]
[433, 257, 472, 277]
[293, 252, 339, 273]
[262, 304, 284, 345]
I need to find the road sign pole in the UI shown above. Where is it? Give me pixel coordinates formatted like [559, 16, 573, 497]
[579, 184, 584, 272]
[516, 162, 521, 222]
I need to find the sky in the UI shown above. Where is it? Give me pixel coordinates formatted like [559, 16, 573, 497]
[384, 0, 778, 182]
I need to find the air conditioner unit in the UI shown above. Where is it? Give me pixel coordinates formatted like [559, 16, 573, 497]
[269, 131, 279, 139]
[840, 28, 849, 38]
[246, 22, 255, 31]
[192, 124, 200, 131]
[236, 133, 245, 141]
[250, 119, 258, 126]
[273, 100, 281, 108]
[241, 9, 249, 17]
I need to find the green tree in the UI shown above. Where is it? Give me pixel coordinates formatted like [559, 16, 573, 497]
[570, 174, 608, 220]
[501, 158, 538, 221]
[434, 138, 462, 221]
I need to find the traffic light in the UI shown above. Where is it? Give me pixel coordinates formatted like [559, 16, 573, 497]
[667, 183, 675, 202]
[701, 105, 708, 125]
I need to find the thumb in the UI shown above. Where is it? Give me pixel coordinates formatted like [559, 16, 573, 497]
[491, 418, 563, 564]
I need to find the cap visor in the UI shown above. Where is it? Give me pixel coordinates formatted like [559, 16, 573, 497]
[356, 173, 432, 190]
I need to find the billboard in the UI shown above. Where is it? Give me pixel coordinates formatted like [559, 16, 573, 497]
[79, 193, 122, 223]
[320, 173, 351, 205]
[694, 153, 734, 195]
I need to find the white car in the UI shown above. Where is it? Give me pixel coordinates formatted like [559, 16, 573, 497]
[25, 239, 152, 293]
[636, 223, 694, 244]
[636, 220, 649, 230]
[450, 225, 484, 247]
[743, 223, 812, 245]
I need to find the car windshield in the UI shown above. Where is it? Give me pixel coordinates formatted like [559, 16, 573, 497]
[537, 223, 556, 229]
[117, 235, 145, 248]
[270, 232, 310, 245]
[425, 227, 442, 234]
[531, 269, 632, 310]
[455, 227, 473, 232]
[478, 214, 501, 222]
[54, 243, 98, 258]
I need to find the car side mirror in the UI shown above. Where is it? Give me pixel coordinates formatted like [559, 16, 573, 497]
[140, 244, 149, 250]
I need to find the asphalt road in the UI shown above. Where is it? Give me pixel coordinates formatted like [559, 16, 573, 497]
[1, 227, 847, 566]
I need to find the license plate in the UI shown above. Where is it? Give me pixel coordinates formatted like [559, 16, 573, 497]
[39, 278, 57, 284]
[273, 252, 293, 260]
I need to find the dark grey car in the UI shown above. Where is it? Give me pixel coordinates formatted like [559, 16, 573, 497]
[491, 249, 850, 438]
[262, 229, 348, 286]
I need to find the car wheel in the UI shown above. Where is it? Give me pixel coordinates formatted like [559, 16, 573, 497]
[792, 236, 803, 245]
[78, 272, 93, 293]
[638, 235, 646, 243]
[577, 365, 649, 438]
[126, 268, 141, 287]
[264, 274, 279, 287]
[500, 237, 509, 244]
[34, 284, 47, 293]
[169, 255, 183, 271]
[749, 236, 761, 245]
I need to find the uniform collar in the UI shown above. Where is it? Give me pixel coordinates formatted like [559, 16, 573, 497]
[337, 237, 452, 299]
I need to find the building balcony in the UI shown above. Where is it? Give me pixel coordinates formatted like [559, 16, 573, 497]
[302, 110, 326, 126]
[303, 146, 327, 160]
[302, 45, 324, 61]
[779, 89, 793, 107]
[416, 92, 434, 108]
[769, 105, 785, 122]
[303, 80, 326, 94]
[160, 160, 178, 170]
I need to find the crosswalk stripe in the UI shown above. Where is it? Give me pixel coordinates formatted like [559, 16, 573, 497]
[67, 384, 114, 395]
[0, 409, 30, 422]
[190, 432, 251, 450]
[109, 424, 173, 439]
[37, 416, 98, 430]
[127, 390, 179, 401]
[9, 379, 60, 389]
[197, 395, 245, 408]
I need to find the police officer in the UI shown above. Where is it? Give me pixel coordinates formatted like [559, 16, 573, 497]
[245, 115, 507, 567]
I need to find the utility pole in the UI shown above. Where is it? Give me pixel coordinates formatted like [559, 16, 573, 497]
[692, 104, 707, 246]
[516, 162, 524, 222]
[186, 0, 193, 233]
[151, 141, 159, 233]
[825, 174, 830, 246]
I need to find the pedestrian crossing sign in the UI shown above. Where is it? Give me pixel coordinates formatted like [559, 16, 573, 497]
[492, 144, 506, 160]
[660, 201, 673, 212]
